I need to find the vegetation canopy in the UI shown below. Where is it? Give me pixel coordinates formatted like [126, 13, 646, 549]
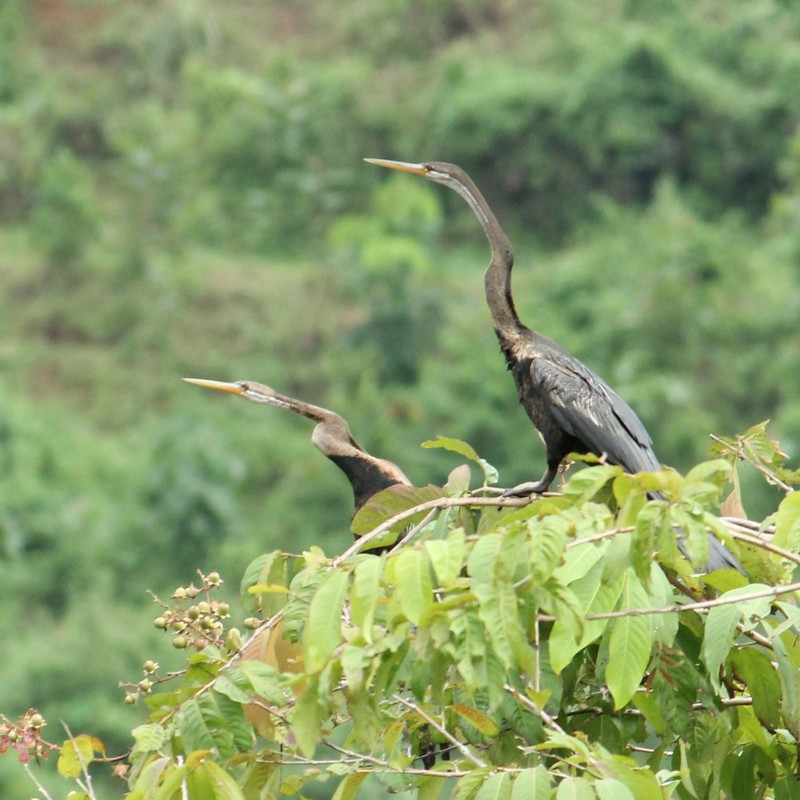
[4, 424, 800, 799]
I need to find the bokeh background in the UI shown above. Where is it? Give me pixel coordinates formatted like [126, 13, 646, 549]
[2, 0, 800, 794]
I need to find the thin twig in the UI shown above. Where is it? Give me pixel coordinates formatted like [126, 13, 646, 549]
[21, 760, 54, 800]
[534, 578, 800, 624]
[334, 495, 530, 564]
[388, 509, 440, 553]
[503, 684, 566, 736]
[709, 434, 795, 494]
[392, 694, 487, 769]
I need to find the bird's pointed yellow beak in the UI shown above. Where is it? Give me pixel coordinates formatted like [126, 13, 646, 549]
[364, 158, 428, 176]
[183, 377, 244, 396]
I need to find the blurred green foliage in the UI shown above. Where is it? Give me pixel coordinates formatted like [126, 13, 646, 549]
[1, 0, 800, 795]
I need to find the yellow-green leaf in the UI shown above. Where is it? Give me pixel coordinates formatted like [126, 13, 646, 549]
[303, 568, 349, 673]
[394, 548, 434, 625]
[450, 704, 500, 737]
[57, 735, 101, 779]
[606, 569, 653, 708]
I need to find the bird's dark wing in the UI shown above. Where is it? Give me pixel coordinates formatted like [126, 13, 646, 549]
[531, 355, 662, 474]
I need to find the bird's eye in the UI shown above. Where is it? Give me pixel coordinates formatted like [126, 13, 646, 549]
[240, 382, 250, 391]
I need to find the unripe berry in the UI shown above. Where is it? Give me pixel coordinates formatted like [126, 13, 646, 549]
[207, 572, 221, 585]
[143, 660, 159, 673]
[154, 617, 167, 629]
[243, 617, 260, 629]
[197, 601, 210, 614]
[29, 714, 44, 728]
[217, 602, 230, 617]
[172, 635, 188, 649]
[124, 694, 137, 705]
[173, 587, 187, 600]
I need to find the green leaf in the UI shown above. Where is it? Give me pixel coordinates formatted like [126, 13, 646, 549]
[350, 556, 383, 636]
[555, 775, 594, 800]
[773, 492, 800, 551]
[606, 569, 653, 708]
[730, 647, 782, 729]
[549, 564, 623, 674]
[702, 585, 772, 692]
[331, 772, 370, 800]
[774, 776, 800, 800]
[772, 634, 800, 738]
[595, 778, 635, 800]
[394, 548, 434, 625]
[201, 760, 246, 799]
[554, 539, 607, 585]
[350, 484, 446, 538]
[57, 735, 99, 778]
[180, 695, 235, 761]
[422, 435, 499, 485]
[454, 769, 493, 800]
[562, 464, 620, 501]
[240, 552, 288, 616]
[291, 677, 324, 756]
[528, 516, 569, 583]
[450, 704, 500, 737]
[511, 766, 551, 800]
[425, 526, 466, 587]
[131, 723, 167, 755]
[303, 568, 349, 673]
[474, 772, 511, 800]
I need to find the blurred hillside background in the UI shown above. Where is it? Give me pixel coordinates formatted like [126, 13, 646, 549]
[2, 0, 800, 795]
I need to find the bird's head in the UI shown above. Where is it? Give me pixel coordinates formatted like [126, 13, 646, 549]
[364, 158, 466, 190]
[183, 377, 289, 408]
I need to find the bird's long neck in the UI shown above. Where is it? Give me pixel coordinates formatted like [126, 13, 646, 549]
[448, 174, 523, 337]
[328, 453, 409, 511]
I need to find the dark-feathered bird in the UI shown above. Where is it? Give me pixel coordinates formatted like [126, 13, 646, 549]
[365, 159, 743, 573]
[184, 377, 411, 525]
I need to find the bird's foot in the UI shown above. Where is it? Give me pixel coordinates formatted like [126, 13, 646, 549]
[502, 481, 550, 498]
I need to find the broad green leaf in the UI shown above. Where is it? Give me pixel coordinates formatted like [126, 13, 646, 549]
[350, 484, 446, 537]
[773, 492, 800, 551]
[240, 552, 288, 615]
[450, 703, 500, 737]
[772, 634, 800, 738]
[202, 759, 246, 800]
[480, 582, 536, 674]
[549, 563, 622, 674]
[185, 761, 217, 800]
[511, 766, 551, 800]
[131, 723, 166, 755]
[350, 556, 383, 636]
[606, 569, 653, 708]
[474, 772, 511, 800]
[555, 775, 594, 800]
[685, 458, 732, 485]
[730, 647, 782, 729]
[595, 778, 635, 800]
[554, 539, 607, 585]
[468, 533, 503, 587]
[331, 771, 370, 800]
[394, 548, 434, 624]
[303, 568, 349, 673]
[426, 526, 466, 587]
[603, 754, 664, 800]
[703, 585, 771, 691]
[180, 695, 235, 761]
[528, 516, 569, 583]
[454, 768, 493, 800]
[774, 776, 800, 800]
[562, 464, 620, 501]
[291, 678, 323, 756]
[422, 435, 499, 485]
